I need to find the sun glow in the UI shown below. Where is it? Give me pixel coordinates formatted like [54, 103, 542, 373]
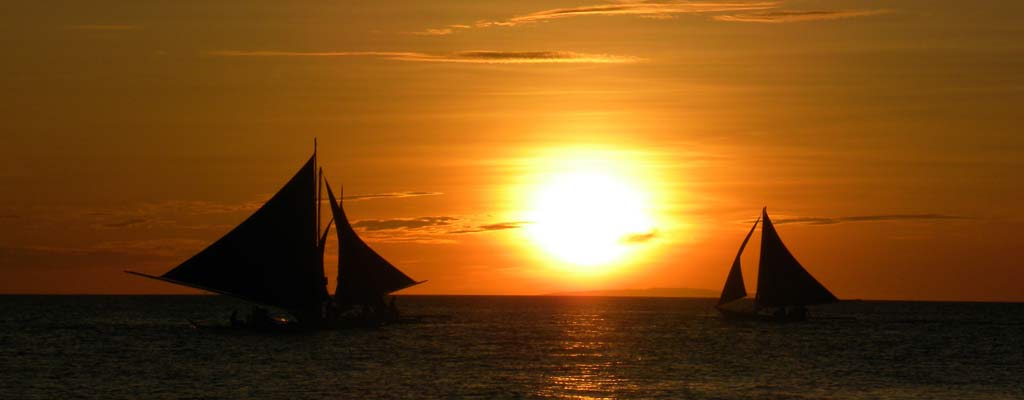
[520, 149, 660, 271]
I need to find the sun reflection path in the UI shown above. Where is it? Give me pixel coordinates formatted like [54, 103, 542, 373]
[537, 308, 640, 399]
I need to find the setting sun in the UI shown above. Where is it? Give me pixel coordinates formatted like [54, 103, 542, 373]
[521, 151, 658, 270]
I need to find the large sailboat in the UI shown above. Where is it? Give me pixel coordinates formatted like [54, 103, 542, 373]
[716, 207, 838, 321]
[127, 144, 423, 329]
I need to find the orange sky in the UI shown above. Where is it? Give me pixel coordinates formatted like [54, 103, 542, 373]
[1, 1, 1022, 301]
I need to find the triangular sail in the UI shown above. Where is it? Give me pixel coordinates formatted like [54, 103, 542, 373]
[324, 180, 418, 305]
[755, 208, 838, 307]
[161, 155, 324, 312]
[718, 216, 760, 306]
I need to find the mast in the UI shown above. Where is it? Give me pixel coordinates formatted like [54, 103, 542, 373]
[315, 138, 319, 247]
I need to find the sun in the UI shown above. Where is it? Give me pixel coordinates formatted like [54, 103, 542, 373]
[522, 158, 658, 269]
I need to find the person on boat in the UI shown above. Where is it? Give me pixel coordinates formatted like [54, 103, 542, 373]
[387, 296, 399, 319]
[358, 295, 388, 321]
[249, 306, 271, 328]
[790, 306, 807, 320]
[229, 310, 242, 328]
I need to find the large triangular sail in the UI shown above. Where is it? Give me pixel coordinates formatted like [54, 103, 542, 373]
[156, 155, 325, 312]
[718, 216, 760, 306]
[755, 208, 838, 307]
[324, 179, 419, 305]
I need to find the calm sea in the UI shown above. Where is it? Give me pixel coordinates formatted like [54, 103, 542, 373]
[1, 295, 1021, 399]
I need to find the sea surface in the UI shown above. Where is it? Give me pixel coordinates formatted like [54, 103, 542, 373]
[1, 295, 1021, 399]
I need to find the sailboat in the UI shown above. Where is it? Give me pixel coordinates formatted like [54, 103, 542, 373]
[126, 144, 424, 329]
[716, 207, 838, 321]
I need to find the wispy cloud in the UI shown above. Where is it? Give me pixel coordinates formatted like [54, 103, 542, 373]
[65, 24, 140, 31]
[770, 214, 969, 226]
[343, 191, 443, 201]
[345, 216, 461, 244]
[474, 1, 779, 27]
[409, 24, 472, 36]
[0, 238, 206, 270]
[209, 50, 640, 64]
[353, 216, 457, 231]
[84, 199, 262, 231]
[449, 221, 530, 234]
[714, 9, 891, 23]
[620, 230, 658, 243]
[348, 216, 529, 243]
[98, 217, 153, 229]
[418, 1, 889, 33]
[89, 238, 208, 257]
[351, 216, 529, 234]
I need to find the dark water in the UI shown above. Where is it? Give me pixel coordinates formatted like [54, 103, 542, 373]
[1, 296, 1021, 399]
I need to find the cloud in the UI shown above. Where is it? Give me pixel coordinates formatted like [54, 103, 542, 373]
[346, 217, 528, 242]
[412, 28, 457, 36]
[98, 217, 152, 229]
[89, 238, 208, 257]
[418, 1, 889, 33]
[0, 239, 205, 270]
[713, 9, 891, 23]
[449, 221, 530, 234]
[82, 199, 262, 231]
[620, 230, 658, 244]
[65, 25, 140, 31]
[352, 216, 457, 231]
[770, 214, 969, 226]
[209, 50, 640, 64]
[473, 1, 779, 27]
[409, 25, 472, 36]
[342, 191, 443, 201]
[346, 217, 462, 244]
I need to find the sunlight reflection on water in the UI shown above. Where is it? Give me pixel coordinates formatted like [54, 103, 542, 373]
[539, 310, 637, 399]
[2, 296, 1022, 399]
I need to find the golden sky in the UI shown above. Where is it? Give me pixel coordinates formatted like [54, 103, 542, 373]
[1, 1, 1022, 301]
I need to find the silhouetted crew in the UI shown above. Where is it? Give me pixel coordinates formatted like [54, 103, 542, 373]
[388, 296, 399, 319]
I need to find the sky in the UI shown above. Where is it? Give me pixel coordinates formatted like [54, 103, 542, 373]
[1, 0, 1022, 301]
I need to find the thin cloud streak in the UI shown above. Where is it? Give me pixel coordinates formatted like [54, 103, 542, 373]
[770, 214, 969, 226]
[353, 216, 457, 231]
[714, 9, 891, 23]
[209, 50, 640, 64]
[98, 217, 152, 229]
[65, 25, 140, 31]
[419, 1, 889, 33]
[0, 238, 206, 266]
[342, 191, 443, 201]
[621, 230, 658, 244]
[350, 216, 529, 238]
[474, 1, 779, 27]
[409, 25, 472, 36]
[449, 221, 530, 234]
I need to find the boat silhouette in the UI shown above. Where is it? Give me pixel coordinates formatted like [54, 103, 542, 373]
[127, 142, 423, 330]
[716, 207, 838, 321]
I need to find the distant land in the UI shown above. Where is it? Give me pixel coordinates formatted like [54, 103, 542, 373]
[543, 287, 718, 298]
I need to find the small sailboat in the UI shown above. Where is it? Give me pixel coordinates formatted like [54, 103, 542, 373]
[716, 207, 838, 321]
[127, 144, 424, 330]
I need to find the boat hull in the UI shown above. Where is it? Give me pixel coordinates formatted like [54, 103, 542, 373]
[187, 314, 426, 333]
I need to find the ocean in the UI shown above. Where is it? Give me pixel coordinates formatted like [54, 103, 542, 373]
[1, 295, 1021, 399]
